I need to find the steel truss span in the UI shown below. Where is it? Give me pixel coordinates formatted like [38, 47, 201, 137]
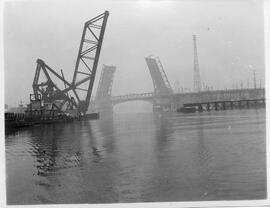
[32, 11, 109, 115]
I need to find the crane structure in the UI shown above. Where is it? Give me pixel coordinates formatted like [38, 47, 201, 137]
[32, 11, 109, 115]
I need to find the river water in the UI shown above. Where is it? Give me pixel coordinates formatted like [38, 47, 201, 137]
[5, 109, 266, 204]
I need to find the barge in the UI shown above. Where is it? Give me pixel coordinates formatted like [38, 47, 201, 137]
[5, 94, 99, 129]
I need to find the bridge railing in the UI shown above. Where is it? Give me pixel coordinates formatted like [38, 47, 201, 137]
[111, 92, 154, 101]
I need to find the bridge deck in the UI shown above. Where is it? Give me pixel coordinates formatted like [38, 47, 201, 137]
[97, 88, 265, 110]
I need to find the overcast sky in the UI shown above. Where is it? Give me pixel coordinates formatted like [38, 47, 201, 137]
[4, 0, 265, 106]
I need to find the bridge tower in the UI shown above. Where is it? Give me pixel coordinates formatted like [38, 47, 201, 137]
[145, 55, 173, 111]
[94, 65, 116, 112]
[193, 35, 202, 92]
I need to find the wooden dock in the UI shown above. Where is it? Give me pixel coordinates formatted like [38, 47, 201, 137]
[179, 98, 265, 112]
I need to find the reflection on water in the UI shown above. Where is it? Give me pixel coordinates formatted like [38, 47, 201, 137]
[5, 109, 266, 204]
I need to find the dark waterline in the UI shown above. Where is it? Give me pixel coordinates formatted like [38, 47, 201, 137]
[5, 109, 266, 204]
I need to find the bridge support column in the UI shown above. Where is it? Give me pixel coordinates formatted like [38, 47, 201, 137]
[222, 102, 226, 110]
[246, 100, 250, 108]
[207, 103, 210, 111]
[94, 100, 114, 113]
[254, 100, 258, 108]
[198, 104, 203, 112]
[230, 101, 233, 110]
[238, 101, 241, 109]
[171, 103, 176, 112]
[214, 102, 218, 111]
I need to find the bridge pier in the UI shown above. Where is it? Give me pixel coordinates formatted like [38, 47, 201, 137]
[222, 102, 226, 110]
[214, 102, 218, 111]
[238, 101, 242, 109]
[91, 101, 113, 113]
[254, 100, 257, 108]
[153, 103, 173, 112]
[246, 100, 250, 108]
[198, 104, 203, 112]
[207, 103, 210, 111]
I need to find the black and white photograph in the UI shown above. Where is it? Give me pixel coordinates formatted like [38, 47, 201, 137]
[1, 0, 269, 207]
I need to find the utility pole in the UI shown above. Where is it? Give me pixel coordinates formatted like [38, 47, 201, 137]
[193, 35, 202, 92]
[253, 70, 257, 89]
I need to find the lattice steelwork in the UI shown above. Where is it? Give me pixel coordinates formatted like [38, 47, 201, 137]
[193, 35, 202, 92]
[71, 10, 109, 114]
[32, 11, 109, 115]
[145, 55, 173, 96]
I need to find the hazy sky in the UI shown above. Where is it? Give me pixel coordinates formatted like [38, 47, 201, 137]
[4, 0, 265, 106]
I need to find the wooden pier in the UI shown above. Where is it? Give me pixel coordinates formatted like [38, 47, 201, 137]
[181, 98, 265, 112]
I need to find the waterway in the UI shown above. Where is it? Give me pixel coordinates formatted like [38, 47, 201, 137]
[5, 108, 266, 204]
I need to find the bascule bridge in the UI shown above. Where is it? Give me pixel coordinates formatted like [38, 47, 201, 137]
[94, 54, 265, 113]
[94, 65, 116, 112]
[94, 55, 174, 111]
[145, 55, 174, 110]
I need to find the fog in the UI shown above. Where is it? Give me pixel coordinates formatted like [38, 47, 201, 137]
[4, 0, 265, 107]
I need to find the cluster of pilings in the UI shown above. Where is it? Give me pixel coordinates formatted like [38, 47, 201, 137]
[182, 98, 265, 112]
